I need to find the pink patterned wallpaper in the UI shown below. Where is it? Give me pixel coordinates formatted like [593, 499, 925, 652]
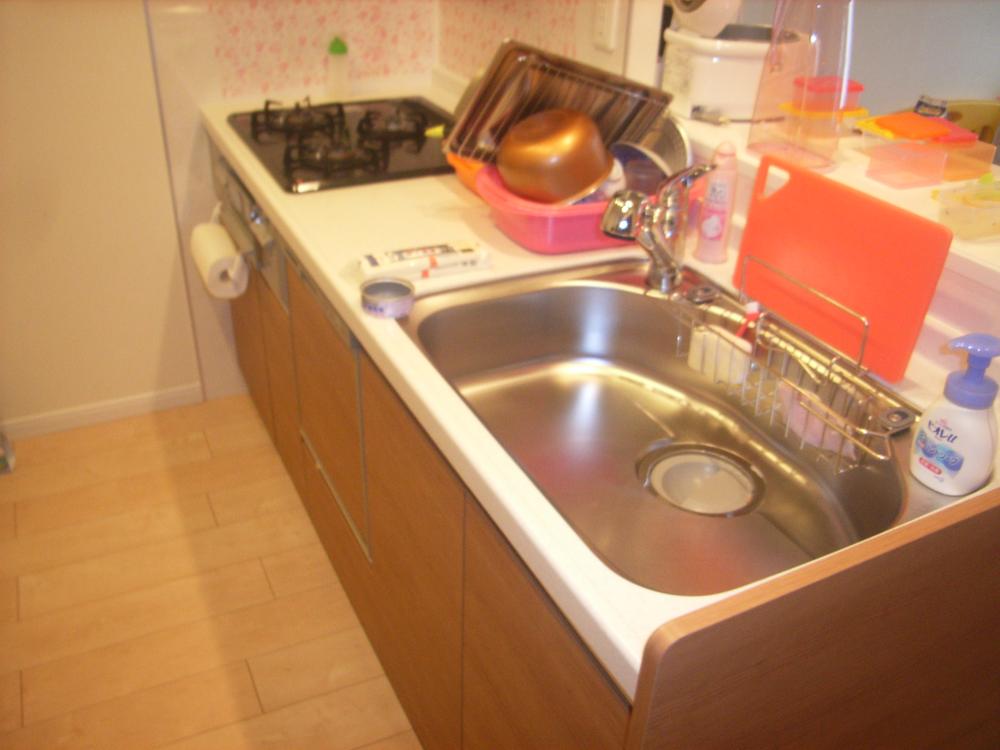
[438, 0, 580, 77]
[207, 0, 582, 98]
[210, 0, 436, 98]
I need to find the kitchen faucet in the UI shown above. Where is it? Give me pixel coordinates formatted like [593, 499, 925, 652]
[601, 163, 715, 293]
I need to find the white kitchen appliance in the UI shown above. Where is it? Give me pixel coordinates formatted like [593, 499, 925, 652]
[671, 0, 743, 38]
[663, 0, 783, 121]
[663, 24, 774, 121]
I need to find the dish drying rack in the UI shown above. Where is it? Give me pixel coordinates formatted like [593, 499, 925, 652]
[669, 269, 917, 474]
[445, 40, 673, 162]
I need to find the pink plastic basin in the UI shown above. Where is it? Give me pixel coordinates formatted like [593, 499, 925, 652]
[475, 166, 631, 254]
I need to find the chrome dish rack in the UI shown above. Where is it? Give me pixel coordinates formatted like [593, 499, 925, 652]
[668, 266, 917, 475]
[445, 40, 674, 163]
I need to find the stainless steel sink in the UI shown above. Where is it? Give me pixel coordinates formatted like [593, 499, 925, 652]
[401, 259, 946, 596]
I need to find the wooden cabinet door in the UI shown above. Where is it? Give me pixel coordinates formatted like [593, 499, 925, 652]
[257, 277, 304, 496]
[360, 354, 464, 750]
[463, 499, 630, 750]
[230, 266, 273, 437]
[288, 267, 368, 551]
[299, 432, 381, 633]
[625, 488, 1000, 750]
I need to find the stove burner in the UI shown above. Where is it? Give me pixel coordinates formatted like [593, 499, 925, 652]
[229, 96, 454, 193]
[357, 106, 428, 151]
[284, 131, 385, 184]
[251, 98, 346, 142]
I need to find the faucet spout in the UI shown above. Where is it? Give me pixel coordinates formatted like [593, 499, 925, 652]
[601, 163, 715, 293]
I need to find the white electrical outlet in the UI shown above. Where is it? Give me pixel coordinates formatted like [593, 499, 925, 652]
[592, 0, 620, 53]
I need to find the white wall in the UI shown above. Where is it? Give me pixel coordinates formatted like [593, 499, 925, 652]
[0, 0, 202, 437]
[738, 0, 1000, 114]
[145, 0, 245, 404]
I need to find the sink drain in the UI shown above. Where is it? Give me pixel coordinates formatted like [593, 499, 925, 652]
[637, 445, 763, 517]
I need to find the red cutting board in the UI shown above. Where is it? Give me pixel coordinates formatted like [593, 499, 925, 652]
[734, 157, 952, 382]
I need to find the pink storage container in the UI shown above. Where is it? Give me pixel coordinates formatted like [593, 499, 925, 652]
[865, 141, 949, 188]
[475, 166, 631, 254]
[793, 76, 863, 112]
[932, 118, 980, 144]
[860, 116, 995, 187]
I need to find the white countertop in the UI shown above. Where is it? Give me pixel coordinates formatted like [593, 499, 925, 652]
[202, 90, 1000, 700]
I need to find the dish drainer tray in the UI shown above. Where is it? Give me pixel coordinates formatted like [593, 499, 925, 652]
[444, 40, 673, 163]
[669, 269, 917, 475]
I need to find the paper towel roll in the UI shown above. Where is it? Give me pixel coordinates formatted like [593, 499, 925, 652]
[190, 222, 248, 299]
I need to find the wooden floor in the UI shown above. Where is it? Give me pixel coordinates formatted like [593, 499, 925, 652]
[0, 395, 420, 749]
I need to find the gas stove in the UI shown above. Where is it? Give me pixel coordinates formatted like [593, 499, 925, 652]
[228, 97, 455, 194]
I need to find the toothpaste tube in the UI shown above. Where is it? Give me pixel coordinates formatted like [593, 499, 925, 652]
[359, 242, 489, 280]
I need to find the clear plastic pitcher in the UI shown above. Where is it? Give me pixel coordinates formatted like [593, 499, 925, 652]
[747, 0, 863, 169]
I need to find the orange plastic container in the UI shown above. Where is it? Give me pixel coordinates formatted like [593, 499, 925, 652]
[446, 153, 485, 195]
[874, 112, 950, 140]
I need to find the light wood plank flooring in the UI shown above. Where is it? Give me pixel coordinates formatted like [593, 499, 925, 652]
[0, 395, 421, 749]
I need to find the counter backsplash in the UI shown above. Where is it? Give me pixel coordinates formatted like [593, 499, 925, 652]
[207, 0, 436, 97]
[150, 0, 583, 99]
[438, 0, 580, 78]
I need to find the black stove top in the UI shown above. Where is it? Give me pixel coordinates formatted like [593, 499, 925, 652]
[228, 96, 455, 194]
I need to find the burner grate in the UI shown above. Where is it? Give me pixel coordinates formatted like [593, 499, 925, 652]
[358, 106, 429, 145]
[229, 96, 454, 193]
[250, 98, 346, 143]
[285, 136, 384, 179]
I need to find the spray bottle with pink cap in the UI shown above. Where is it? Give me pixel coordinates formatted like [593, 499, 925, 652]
[694, 141, 737, 264]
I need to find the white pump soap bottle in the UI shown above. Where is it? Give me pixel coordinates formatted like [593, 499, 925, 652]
[910, 333, 1000, 496]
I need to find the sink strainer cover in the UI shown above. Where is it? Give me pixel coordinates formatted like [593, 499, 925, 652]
[641, 445, 763, 516]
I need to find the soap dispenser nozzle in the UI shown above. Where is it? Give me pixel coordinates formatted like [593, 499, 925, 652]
[945, 333, 1000, 410]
